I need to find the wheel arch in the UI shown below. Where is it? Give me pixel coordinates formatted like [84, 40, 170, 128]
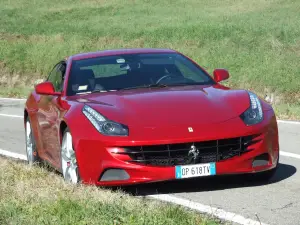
[59, 118, 81, 182]
[24, 109, 29, 126]
[59, 120, 68, 143]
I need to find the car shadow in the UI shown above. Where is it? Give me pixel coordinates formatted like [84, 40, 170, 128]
[112, 163, 296, 196]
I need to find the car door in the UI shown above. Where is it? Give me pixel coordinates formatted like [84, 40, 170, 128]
[37, 61, 66, 168]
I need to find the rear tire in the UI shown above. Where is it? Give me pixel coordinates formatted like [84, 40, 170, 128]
[60, 128, 80, 184]
[25, 118, 40, 165]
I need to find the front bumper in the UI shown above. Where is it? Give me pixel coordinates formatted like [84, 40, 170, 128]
[73, 110, 279, 186]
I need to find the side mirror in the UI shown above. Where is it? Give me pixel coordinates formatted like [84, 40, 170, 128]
[213, 69, 229, 82]
[35, 81, 61, 96]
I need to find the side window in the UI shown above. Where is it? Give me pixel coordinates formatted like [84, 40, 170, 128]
[47, 62, 66, 92]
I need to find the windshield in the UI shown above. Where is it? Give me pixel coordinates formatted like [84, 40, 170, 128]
[66, 53, 215, 96]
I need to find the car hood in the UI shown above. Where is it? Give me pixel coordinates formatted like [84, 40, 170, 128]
[70, 85, 251, 127]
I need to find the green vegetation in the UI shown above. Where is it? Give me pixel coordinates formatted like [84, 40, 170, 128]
[0, 156, 219, 225]
[0, 0, 299, 118]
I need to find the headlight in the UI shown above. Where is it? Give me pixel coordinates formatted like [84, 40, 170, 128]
[82, 105, 129, 136]
[240, 92, 263, 125]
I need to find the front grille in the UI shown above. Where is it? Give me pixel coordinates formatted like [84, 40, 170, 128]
[115, 135, 261, 166]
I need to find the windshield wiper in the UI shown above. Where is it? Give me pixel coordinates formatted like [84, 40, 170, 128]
[147, 83, 168, 88]
[166, 82, 208, 87]
[118, 83, 168, 91]
[87, 83, 203, 94]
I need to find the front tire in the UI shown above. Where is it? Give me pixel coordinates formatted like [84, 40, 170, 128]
[25, 118, 40, 165]
[61, 128, 80, 184]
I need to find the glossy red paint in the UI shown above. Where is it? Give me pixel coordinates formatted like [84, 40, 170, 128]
[35, 81, 61, 96]
[24, 48, 279, 186]
[213, 69, 229, 82]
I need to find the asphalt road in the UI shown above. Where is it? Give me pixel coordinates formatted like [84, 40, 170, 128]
[1, 98, 300, 225]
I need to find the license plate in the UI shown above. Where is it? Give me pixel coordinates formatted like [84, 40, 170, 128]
[175, 163, 216, 179]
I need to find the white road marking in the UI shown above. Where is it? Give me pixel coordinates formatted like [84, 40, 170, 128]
[277, 120, 300, 125]
[149, 194, 268, 225]
[0, 113, 23, 118]
[0, 97, 26, 101]
[280, 151, 300, 159]
[0, 97, 26, 99]
[0, 149, 27, 160]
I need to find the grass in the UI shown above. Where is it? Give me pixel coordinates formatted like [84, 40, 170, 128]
[0, 0, 300, 118]
[0, 156, 219, 225]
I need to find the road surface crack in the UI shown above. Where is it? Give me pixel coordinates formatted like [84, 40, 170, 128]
[271, 202, 293, 211]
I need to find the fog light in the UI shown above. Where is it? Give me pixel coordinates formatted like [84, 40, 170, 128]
[99, 169, 130, 181]
[252, 153, 269, 167]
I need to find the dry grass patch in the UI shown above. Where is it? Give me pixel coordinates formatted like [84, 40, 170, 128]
[0, 156, 219, 225]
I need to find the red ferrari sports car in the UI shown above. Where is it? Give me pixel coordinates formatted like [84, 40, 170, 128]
[24, 48, 279, 186]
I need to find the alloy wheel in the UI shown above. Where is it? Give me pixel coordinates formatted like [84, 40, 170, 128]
[61, 131, 79, 184]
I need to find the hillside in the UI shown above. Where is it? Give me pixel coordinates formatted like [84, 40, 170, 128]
[0, 0, 299, 118]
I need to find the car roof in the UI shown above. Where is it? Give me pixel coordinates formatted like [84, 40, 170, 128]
[69, 48, 178, 61]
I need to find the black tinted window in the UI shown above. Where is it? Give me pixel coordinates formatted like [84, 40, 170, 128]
[67, 53, 214, 96]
